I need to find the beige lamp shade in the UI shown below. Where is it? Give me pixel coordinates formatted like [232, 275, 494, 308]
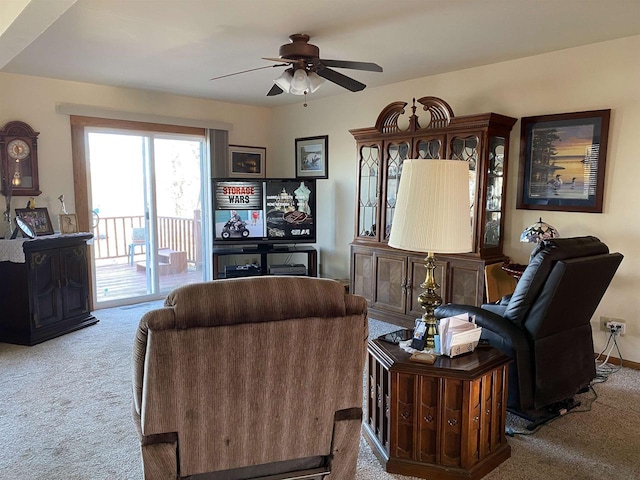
[388, 159, 472, 254]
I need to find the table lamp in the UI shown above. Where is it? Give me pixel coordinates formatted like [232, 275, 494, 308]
[518, 217, 560, 265]
[388, 159, 472, 350]
[520, 217, 559, 244]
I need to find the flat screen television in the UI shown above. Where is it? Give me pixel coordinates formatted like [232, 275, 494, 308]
[212, 178, 316, 250]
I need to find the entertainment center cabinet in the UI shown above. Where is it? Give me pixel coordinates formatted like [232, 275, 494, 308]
[0, 233, 97, 346]
[349, 97, 516, 328]
[212, 245, 317, 279]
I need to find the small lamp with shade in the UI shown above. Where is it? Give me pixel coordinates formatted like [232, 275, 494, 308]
[520, 217, 560, 261]
[520, 217, 560, 244]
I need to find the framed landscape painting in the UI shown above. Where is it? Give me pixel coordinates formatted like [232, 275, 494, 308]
[516, 109, 610, 213]
[295, 135, 328, 179]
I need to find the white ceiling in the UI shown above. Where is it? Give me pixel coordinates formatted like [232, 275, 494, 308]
[2, 0, 640, 107]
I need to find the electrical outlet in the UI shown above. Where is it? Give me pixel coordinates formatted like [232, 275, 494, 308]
[605, 319, 626, 336]
[600, 316, 626, 335]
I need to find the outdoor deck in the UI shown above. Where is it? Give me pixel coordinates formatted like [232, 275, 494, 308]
[95, 260, 203, 303]
[92, 213, 204, 303]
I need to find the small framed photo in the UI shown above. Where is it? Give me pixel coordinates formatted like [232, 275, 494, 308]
[15, 207, 54, 236]
[59, 213, 79, 234]
[295, 135, 328, 179]
[516, 109, 611, 213]
[228, 145, 266, 178]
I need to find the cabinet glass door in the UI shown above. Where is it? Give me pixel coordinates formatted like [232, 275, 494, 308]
[450, 135, 479, 247]
[415, 138, 443, 159]
[483, 137, 506, 247]
[357, 144, 380, 239]
[384, 141, 411, 241]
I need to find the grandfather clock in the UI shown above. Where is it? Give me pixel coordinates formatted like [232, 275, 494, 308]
[0, 121, 41, 197]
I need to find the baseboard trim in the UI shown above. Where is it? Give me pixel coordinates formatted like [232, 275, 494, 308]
[595, 353, 640, 370]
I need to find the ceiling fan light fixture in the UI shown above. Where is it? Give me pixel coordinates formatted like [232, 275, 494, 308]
[307, 71, 325, 93]
[274, 68, 320, 96]
[274, 69, 293, 91]
[289, 68, 310, 95]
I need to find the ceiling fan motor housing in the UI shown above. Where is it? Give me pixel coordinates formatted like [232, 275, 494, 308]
[279, 34, 319, 61]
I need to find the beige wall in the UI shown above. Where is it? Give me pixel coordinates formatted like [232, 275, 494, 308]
[0, 35, 637, 362]
[0, 72, 272, 212]
[270, 35, 640, 362]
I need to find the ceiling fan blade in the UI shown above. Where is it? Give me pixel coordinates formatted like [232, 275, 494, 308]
[319, 59, 383, 72]
[262, 57, 296, 64]
[210, 63, 287, 81]
[316, 67, 366, 92]
[267, 84, 284, 96]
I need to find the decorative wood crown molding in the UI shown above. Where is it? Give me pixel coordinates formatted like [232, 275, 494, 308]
[373, 96, 455, 134]
[350, 97, 516, 141]
[416, 96, 454, 130]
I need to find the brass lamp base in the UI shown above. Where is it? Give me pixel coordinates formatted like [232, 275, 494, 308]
[418, 252, 443, 351]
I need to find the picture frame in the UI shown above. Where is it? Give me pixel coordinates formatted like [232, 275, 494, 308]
[516, 109, 611, 213]
[295, 135, 328, 179]
[228, 145, 266, 178]
[59, 213, 79, 234]
[15, 207, 54, 236]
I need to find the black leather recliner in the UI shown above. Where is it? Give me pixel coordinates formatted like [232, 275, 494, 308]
[435, 236, 623, 421]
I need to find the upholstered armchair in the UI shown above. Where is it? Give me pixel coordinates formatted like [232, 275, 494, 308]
[436, 236, 623, 425]
[132, 276, 368, 480]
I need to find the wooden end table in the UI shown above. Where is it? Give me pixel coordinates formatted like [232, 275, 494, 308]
[363, 339, 511, 480]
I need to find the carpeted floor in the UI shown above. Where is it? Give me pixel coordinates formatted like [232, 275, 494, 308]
[1, 301, 639, 479]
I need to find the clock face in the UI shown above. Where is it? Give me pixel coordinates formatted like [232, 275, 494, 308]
[7, 139, 30, 160]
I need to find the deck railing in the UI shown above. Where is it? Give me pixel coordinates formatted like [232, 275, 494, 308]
[92, 212, 201, 266]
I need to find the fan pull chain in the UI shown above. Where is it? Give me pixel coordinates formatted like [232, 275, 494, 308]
[303, 90, 308, 107]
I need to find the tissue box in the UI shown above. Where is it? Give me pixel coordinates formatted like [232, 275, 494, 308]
[447, 341, 479, 358]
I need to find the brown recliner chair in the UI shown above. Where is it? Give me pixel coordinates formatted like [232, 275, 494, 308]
[132, 276, 368, 480]
[436, 236, 623, 428]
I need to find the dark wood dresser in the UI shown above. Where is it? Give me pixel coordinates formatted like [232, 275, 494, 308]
[364, 339, 511, 479]
[0, 233, 97, 345]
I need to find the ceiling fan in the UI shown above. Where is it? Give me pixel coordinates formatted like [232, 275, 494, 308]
[211, 34, 383, 97]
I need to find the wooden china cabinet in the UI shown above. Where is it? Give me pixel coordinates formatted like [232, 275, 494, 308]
[349, 97, 516, 328]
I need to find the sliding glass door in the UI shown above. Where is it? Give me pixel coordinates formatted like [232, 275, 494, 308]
[87, 129, 207, 307]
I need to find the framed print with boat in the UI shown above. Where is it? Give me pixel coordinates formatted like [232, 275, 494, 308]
[228, 145, 266, 178]
[516, 109, 610, 213]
